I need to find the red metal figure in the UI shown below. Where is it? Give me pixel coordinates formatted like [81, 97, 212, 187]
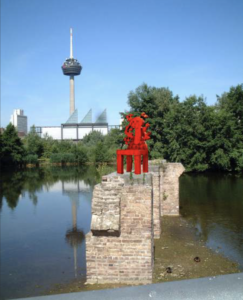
[117, 112, 151, 174]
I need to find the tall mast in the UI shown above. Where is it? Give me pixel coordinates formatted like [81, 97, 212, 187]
[62, 27, 82, 117]
[70, 28, 74, 115]
[70, 27, 73, 59]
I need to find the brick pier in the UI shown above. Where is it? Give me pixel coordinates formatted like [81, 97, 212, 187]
[86, 161, 184, 284]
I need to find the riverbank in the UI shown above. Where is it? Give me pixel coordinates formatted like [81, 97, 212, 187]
[153, 216, 240, 282]
[44, 216, 240, 296]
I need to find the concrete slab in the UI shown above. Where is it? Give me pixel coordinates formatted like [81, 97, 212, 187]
[14, 273, 243, 300]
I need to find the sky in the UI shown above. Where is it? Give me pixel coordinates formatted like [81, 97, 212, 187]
[1, 0, 243, 129]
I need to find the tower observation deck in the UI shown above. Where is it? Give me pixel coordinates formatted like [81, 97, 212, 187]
[62, 28, 82, 115]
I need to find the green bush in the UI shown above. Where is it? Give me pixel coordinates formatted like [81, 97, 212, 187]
[71, 145, 88, 164]
[50, 153, 76, 164]
[0, 124, 26, 167]
[82, 131, 104, 147]
[50, 153, 62, 163]
[62, 153, 76, 163]
[94, 142, 110, 163]
[24, 154, 38, 164]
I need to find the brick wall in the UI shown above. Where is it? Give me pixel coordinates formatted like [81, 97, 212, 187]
[86, 176, 153, 284]
[86, 161, 184, 284]
[160, 163, 185, 216]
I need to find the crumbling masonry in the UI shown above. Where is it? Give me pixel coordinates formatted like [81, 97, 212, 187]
[86, 161, 184, 284]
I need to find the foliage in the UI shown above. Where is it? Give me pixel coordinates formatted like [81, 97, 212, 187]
[24, 154, 38, 164]
[104, 128, 124, 148]
[126, 83, 243, 172]
[82, 130, 104, 147]
[71, 143, 88, 164]
[82, 130, 122, 163]
[0, 123, 26, 167]
[50, 153, 76, 164]
[41, 134, 56, 158]
[23, 126, 44, 158]
[93, 142, 110, 163]
[217, 84, 243, 130]
[1, 83, 243, 172]
[126, 83, 179, 158]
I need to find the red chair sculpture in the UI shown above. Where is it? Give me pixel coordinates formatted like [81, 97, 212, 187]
[117, 112, 151, 175]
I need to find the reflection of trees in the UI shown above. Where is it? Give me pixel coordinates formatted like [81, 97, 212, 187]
[180, 173, 243, 241]
[0, 165, 115, 211]
[0, 171, 26, 209]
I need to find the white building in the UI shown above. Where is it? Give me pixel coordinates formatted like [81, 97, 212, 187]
[10, 109, 28, 135]
[35, 109, 110, 140]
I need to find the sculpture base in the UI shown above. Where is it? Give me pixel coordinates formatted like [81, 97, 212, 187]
[116, 149, 148, 175]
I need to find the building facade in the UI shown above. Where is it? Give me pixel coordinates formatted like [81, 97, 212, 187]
[10, 109, 28, 136]
[35, 109, 109, 140]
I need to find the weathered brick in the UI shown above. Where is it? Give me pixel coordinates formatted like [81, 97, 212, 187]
[86, 162, 184, 284]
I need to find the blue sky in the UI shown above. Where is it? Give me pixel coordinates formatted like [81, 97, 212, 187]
[1, 0, 243, 128]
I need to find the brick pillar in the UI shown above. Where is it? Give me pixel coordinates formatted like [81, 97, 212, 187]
[160, 163, 185, 216]
[86, 174, 153, 284]
[151, 172, 161, 239]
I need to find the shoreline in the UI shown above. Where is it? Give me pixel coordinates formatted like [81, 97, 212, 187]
[44, 216, 240, 296]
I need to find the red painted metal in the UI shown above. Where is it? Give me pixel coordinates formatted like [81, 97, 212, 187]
[117, 113, 151, 174]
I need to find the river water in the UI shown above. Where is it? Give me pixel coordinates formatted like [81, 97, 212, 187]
[0, 167, 243, 299]
[180, 172, 243, 270]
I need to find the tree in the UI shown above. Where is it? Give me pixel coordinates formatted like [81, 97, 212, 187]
[0, 123, 26, 167]
[24, 126, 44, 158]
[162, 96, 212, 171]
[125, 83, 243, 172]
[217, 84, 243, 130]
[71, 143, 88, 164]
[214, 84, 243, 171]
[82, 130, 104, 147]
[104, 128, 123, 149]
[94, 142, 110, 163]
[126, 83, 179, 159]
[41, 133, 56, 159]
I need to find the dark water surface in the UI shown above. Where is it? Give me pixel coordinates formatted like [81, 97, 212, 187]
[0, 165, 113, 300]
[180, 172, 243, 270]
[1, 168, 243, 299]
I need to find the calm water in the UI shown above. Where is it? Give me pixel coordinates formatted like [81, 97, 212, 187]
[180, 172, 243, 270]
[0, 168, 243, 299]
[0, 165, 113, 300]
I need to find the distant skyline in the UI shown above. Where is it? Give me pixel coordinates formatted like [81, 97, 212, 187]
[1, 0, 243, 128]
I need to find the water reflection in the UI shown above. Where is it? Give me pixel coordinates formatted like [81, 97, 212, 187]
[0, 166, 101, 211]
[180, 172, 243, 269]
[0, 165, 114, 300]
[63, 181, 88, 278]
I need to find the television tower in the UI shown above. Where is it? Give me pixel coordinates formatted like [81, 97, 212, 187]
[62, 28, 82, 116]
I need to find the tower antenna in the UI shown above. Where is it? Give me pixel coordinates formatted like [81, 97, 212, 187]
[62, 28, 82, 116]
[70, 27, 73, 58]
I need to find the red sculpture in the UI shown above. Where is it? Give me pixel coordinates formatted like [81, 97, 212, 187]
[117, 112, 151, 175]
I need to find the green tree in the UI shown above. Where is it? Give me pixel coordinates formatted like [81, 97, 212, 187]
[54, 140, 73, 154]
[104, 128, 123, 148]
[94, 142, 110, 163]
[24, 126, 44, 158]
[217, 84, 243, 131]
[162, 95, 212, 171]
[212, 84, 243, 171]
[0, 123, 26, 167]
[82, 130, 104, 147]
[71, 143, 88, 164]
[103, 128, 124, 161]
[209, 108, 243, 171]
[41, 133, 56, 159]
[125, 83, 243, 172]
[126, 83, 179, 159]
